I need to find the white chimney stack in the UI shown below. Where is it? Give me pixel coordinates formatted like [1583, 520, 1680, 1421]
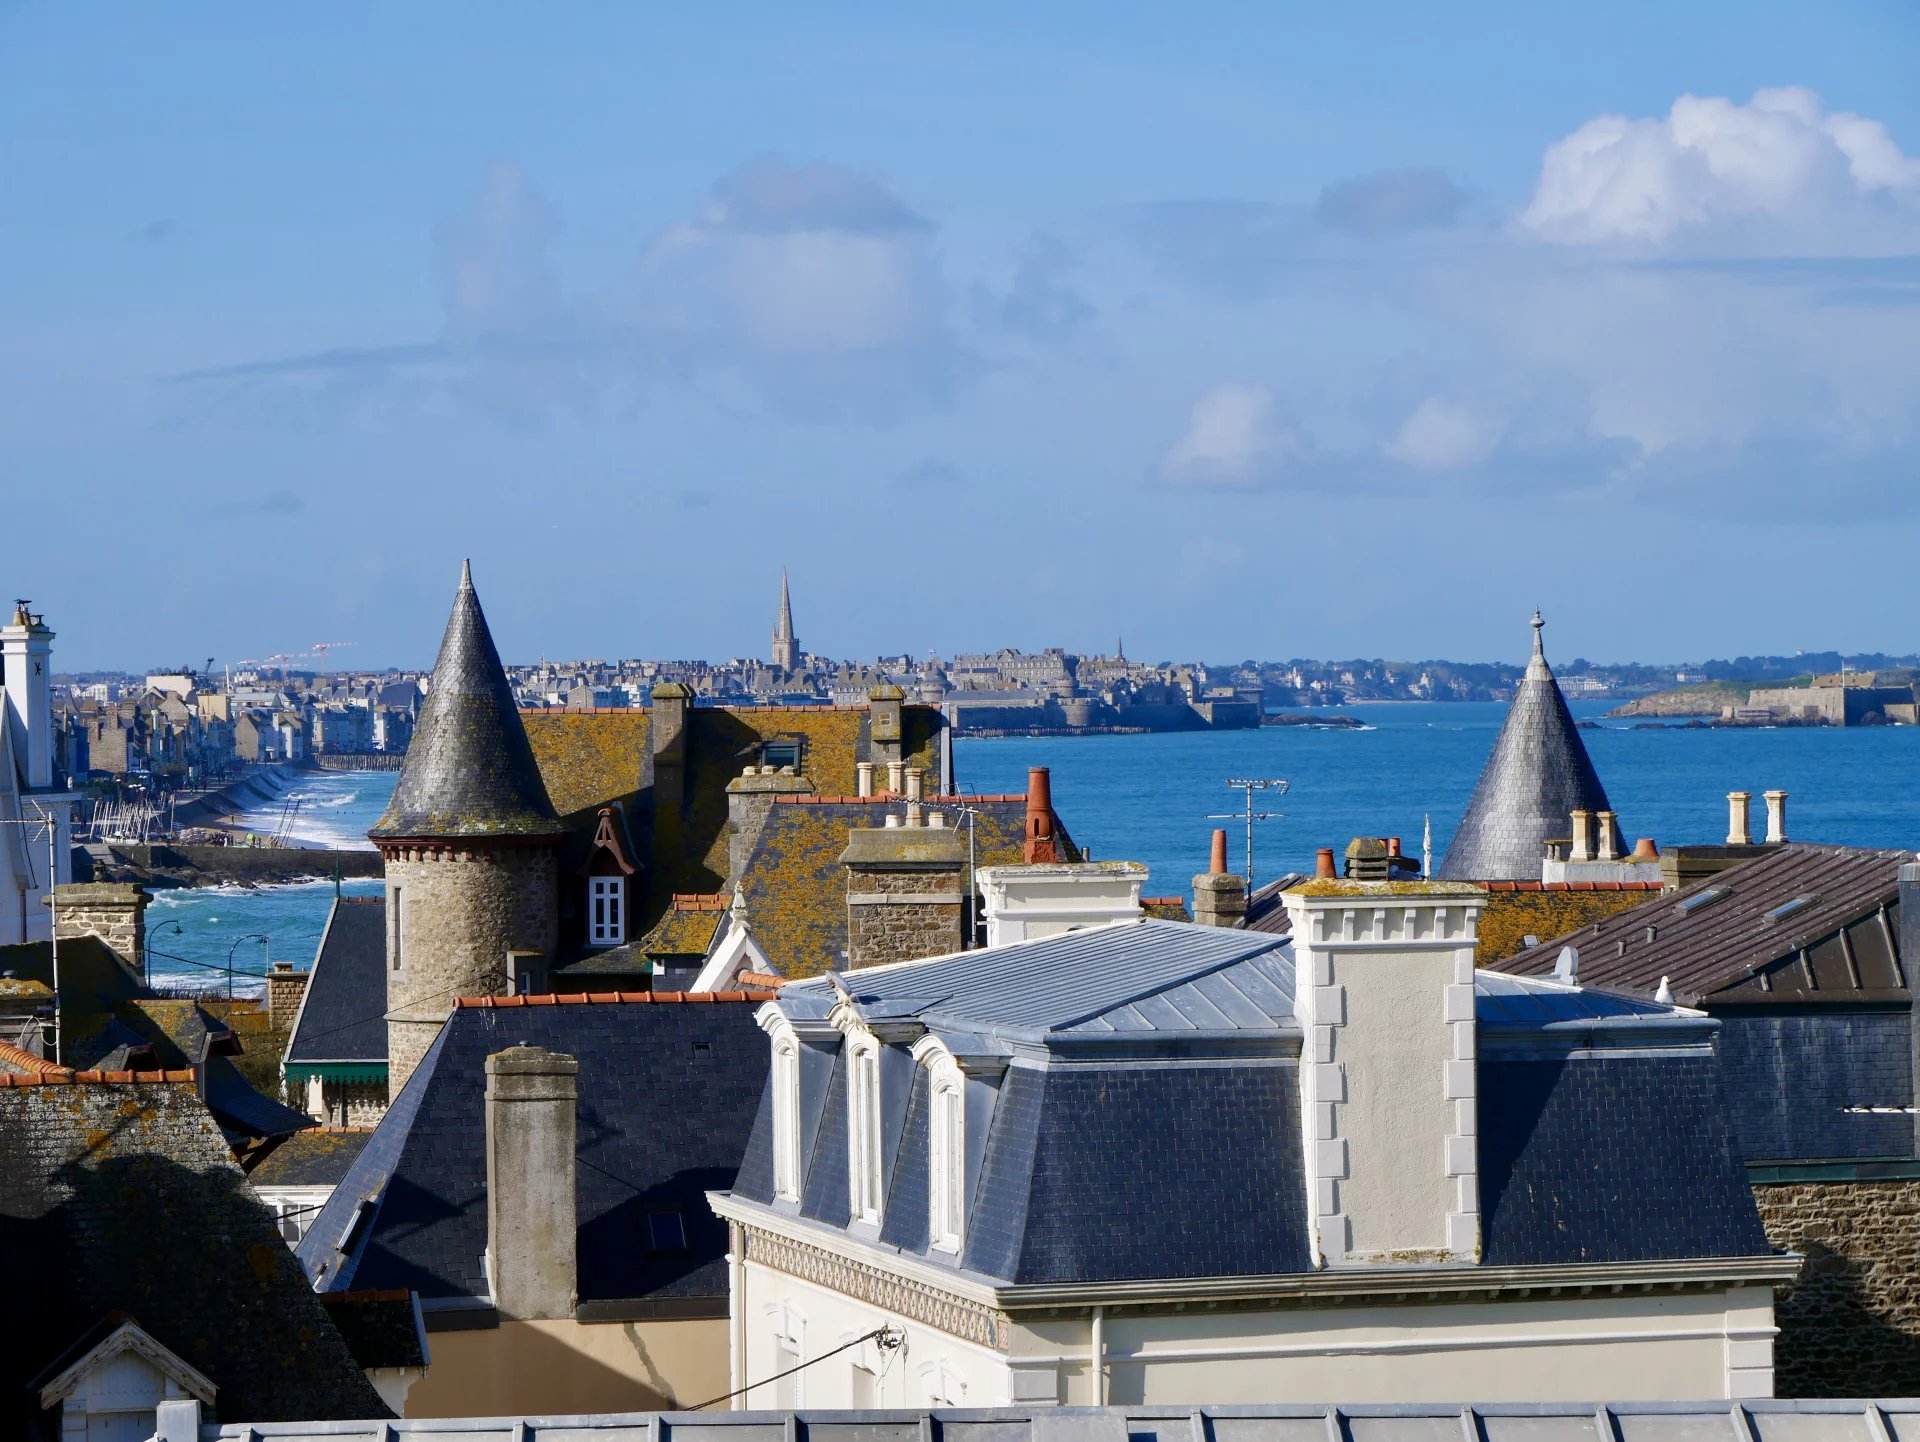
[1281, 883, 1484, 1268]
[1, 603, 54, 790]
[1726, 791, 1753, 846]
[1763, 790, 1788, 845]
[1569, 809, 1594, 863]
[855, 762, 874, 798]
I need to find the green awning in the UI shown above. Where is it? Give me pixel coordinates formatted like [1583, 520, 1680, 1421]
[284, 1062, 388, 1086]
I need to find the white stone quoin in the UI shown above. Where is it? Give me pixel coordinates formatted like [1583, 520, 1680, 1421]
[1281, 883, 1484, 1267]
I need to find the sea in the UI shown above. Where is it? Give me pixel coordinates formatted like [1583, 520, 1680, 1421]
[143, 704, 1920, 993]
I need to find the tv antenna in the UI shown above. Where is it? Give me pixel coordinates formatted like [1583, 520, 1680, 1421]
[1207, 777, 1290, 893]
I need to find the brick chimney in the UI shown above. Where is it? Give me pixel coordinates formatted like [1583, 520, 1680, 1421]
[1024, 766, 1058, 863]
[486, 1045, 578, 1321]
[1282, 883, 1484, 1267]
[1192, 828, 1247, 928]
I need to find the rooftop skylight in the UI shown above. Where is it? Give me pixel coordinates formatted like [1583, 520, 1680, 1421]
[1674, 886, 1728, 916]
[1765, 894, 1819, 924]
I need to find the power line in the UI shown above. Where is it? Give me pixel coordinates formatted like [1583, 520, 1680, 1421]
[686, 1326, 902, 1411]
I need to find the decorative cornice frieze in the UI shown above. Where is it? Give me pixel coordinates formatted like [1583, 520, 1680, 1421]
[739, 1223, 1009, 1350]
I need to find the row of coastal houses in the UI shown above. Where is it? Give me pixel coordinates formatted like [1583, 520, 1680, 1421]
[17, 565, 1920, 1438]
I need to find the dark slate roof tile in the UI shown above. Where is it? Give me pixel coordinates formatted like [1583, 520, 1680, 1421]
[286, 896, 389, 1064]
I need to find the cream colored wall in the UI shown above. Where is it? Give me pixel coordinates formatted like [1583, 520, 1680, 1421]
[1336, 949, 1455, 1258]
[1006, 1287, 1772, 1404]
[739, 1259, 1008, 1409]
[401, 1316, 727, 1418]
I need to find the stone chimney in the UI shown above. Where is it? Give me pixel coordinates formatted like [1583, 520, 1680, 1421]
[1343, 838, 1391, 881]
[52, 883, 148, 977]
[1595, 811, 1621, 862]
[266, 962, 308, 1031]
[868, 685, 906, 769]
[650, 683, 692, 845]
[486, 1045, 578, 1321]
[726, 763, 812, 882]
[1192, 829, 1247, 928]
[1024, 767, 1058, 863]
[1569, 809, 1594, 863]
[1726, 791, 1753, 846]
[1764, 790, 1789, 845]
[841, 818, 966, 967]
[1281, 882, 1484, 1267]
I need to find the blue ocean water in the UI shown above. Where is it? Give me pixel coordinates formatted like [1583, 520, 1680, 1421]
[144, 706, 1920, 990]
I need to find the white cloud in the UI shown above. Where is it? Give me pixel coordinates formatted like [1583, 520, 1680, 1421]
[1158, 384, 1302, 487]
[1522, 87, 1920, 246]
[1385, 397, 1504, 470]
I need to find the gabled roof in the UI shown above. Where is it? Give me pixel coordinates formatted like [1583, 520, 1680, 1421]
[1438, 614, 1614, 882]
[33, 1314, 216, 1409]
[286, 896, 388, 1066]
[299, 993, 771, 1307]
[0, 1076, 388, 1434]
[370, 562, 562, 841]
[1495, 843, 1911, 1003]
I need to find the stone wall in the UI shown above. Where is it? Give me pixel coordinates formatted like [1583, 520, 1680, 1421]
[381, 843, 558, 1093]
[846, 868, 964, 968]
[1754, 1178, 1920, 1395]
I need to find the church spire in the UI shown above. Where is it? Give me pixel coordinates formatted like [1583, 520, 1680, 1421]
[771, 567, 799, 672]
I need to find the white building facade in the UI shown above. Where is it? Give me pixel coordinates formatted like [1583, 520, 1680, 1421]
[1, 603, 76, 945]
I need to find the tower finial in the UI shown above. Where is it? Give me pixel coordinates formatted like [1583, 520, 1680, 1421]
[460, 558, 473, 591]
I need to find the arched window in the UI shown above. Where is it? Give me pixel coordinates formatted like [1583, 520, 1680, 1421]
[771, 1031, 802, 1202]
[915, 1039, 966, 1253]
[846, 1031, 883, 1225]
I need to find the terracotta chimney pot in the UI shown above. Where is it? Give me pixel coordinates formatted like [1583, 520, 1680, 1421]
[1209, 829, 1229, 876]
[1632, 837, 1659, 860]
[1315, 847, 1337, 880]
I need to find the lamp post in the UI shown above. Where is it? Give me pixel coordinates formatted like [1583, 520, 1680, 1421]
[226, 931, 269, 1003]
[0, 805, 63, 1062]
[148, 920, 183, 987]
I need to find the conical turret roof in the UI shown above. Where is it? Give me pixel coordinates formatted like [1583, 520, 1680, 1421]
[1436, 612, 1613, 882]
[369, 561, 562, 841]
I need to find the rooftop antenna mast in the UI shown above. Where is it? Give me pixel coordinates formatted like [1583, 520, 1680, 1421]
[1208, 777, 1289, 893]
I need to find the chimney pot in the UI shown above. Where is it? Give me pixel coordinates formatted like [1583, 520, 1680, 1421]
[1764, 790, 1788, 845]
[1209, 828, 1229, 876]
[855, 761, 874, 799]
[886, 761, 905, 795]
[1569, 809, 1594, 863]
[1596, 811, 1620, 862]
[1315, 847, 1337, 880]
[1024, 766, 1057, 863]
[1387, 837, 1402, 858]
[1726, 791, 1753, 846]
[1632, 837, 1659, 860]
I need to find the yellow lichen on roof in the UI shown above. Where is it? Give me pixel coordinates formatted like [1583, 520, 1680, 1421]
[1476, 889, 1658, 963]
[523, 710, 651, 819]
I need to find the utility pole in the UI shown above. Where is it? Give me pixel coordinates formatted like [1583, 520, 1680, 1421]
[1207, 777, 1289, 893]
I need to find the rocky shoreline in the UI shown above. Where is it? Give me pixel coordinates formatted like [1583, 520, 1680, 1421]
[85, 841, 383, 890]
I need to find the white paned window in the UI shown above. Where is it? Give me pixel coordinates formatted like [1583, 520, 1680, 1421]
[772, 1035, 802, 1201]
[589, 875, 626, 946]
[929, 1063, 966, 1252]
[847, 1038, 883, 1224]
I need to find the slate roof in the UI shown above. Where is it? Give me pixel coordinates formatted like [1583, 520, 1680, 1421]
[735, 918, 1766, 1287]
[1494, 844, 1910, 1003]
[370, 561, 563, 841]
[249, 1128, 376, 1188]
[286, 896, 388, 1065]
[319, 1290, 429, 1371]
[0, 1076, 388, 1437]
[298, 993, 773, 1307]
[1438, 614, 1614, 882]
[113, 1000, 316, 1146]
[731, 795, 1059, 979]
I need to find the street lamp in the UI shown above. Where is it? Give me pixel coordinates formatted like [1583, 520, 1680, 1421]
[226, 932, 269, 1003]
[148, 920, 183, 987]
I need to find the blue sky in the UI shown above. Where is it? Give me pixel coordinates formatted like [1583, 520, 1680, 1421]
[4, 2, 1918, 671]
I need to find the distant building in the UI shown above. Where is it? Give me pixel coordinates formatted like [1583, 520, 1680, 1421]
[772, 567, 799, 673]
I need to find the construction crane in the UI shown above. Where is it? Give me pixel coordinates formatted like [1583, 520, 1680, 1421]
[309, 641, 357, 670]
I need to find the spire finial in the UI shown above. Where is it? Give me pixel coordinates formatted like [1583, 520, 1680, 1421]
[460, 558, 473, 591]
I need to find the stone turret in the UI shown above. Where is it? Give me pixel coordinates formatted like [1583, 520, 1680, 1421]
[370, 561, 564, 1092]
[1437, 613, 1616, 882]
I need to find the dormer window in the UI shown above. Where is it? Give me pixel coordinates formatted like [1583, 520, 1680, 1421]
[589, 876, 626, 946]
[772, 1032, 802, 1202]
[762, 739, 802, 771]
[847, 1032, 883, 1225]
[915, 1040, 966, 1253]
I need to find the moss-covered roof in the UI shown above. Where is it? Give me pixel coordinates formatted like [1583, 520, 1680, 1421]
[522, 710, 652, 821]
[1475, 885, 1667, 964]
